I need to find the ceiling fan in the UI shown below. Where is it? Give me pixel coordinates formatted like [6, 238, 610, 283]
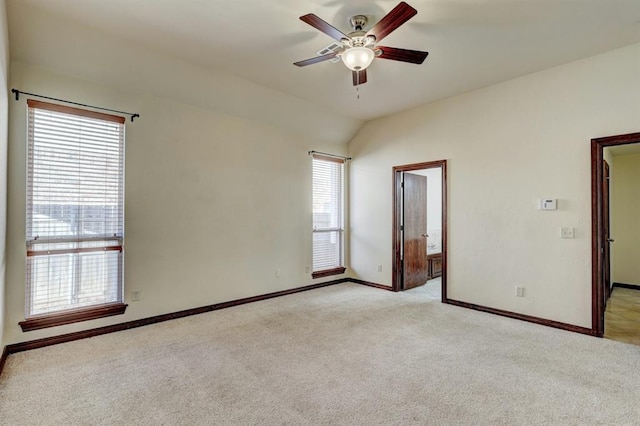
[293, 1, 428, 86]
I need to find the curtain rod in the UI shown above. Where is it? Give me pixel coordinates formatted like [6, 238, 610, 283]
[11, 89, 140, 122]
[308, 150, 352, 161]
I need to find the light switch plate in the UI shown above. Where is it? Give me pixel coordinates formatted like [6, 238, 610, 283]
[560, 227, 575, 239]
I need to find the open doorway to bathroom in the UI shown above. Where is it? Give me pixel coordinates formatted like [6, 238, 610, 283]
[392, 160, 447, 301]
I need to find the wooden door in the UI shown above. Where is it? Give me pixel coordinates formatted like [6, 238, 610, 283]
[403, 173, 429, 289]
[603, 160, 612, 303]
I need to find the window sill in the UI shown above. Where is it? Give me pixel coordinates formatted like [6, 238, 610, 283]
[19, 303, 128, 332]
[312, 267, 347, 279]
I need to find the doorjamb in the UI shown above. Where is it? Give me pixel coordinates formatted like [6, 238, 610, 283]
[392, 160, 448, 297]
[591, 132, 640, 337]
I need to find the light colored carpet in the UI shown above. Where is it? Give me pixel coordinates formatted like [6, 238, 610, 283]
[1, 283, 639, 425]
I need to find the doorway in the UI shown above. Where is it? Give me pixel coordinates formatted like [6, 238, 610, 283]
[592, 132, 640, 340]
[392, 160, 447, 300]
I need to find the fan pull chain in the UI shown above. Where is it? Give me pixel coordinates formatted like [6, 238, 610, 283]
[357, 86, 360, 100]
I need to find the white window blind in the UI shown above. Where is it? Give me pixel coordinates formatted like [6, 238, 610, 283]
[26, 100, 125, 317]
[312, 155, 344, 272]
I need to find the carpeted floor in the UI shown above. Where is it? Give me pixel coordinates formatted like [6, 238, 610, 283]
[1, 282, 639, 425]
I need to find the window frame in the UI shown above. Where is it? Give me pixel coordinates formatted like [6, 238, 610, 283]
[19, 100, 127, 331]
[311, 154, 346, 279]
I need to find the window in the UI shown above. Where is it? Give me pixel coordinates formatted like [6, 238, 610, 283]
[20, 100, 126, 331]
[312, 154, 346, 278]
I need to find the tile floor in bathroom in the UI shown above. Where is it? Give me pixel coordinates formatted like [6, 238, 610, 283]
[604, 286, 640, 346]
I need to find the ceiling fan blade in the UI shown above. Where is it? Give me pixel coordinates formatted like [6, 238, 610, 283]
[293, 51, 340, 67]
[377, 46, 428, 64]
[300, 14, 350, 42]
[366, 2, 417, 43]
[352, 70, 367, 86]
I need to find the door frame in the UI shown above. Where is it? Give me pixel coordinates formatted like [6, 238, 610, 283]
[602, 160, 611, 304]
[392, 160, 448, 297]
[591, 132, 640, 336]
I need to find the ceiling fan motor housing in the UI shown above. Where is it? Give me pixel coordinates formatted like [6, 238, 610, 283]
[344, 15, 376, 48]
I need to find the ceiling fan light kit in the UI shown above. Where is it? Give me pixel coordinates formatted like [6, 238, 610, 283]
[294, 2, 429, 86]
[341, 46, 375, 71]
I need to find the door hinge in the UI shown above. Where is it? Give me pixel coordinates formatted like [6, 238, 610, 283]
[401, 182, 404, 188]
[400, 225, 404, 231]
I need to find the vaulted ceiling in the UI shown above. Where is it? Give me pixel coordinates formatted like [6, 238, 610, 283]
[6, 0, 640, 143]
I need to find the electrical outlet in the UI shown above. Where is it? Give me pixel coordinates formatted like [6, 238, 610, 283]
[515, 286, 525, 297]
[132, 290, 141, 302]
[275, 269, 281, 278]
[378, 264, 383, 272]
[305, 265, 311, 274]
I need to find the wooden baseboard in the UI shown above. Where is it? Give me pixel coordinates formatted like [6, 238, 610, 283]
[446, 299, 596, 336]
[0, 346, 8, 377]
[613, 282, 640, 291]
[1, 278, 351, 374]
[350, 279, 395, 291]
[348, 278, 395, 291]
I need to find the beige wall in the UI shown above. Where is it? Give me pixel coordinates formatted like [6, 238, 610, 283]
[4, 62, 348, 345]
[611, 153, 640, 287]
[349, 42, 640, 328]
[0, 0, 9, 347]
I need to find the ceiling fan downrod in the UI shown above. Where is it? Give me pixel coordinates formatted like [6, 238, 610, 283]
[350, 15, 368, 32]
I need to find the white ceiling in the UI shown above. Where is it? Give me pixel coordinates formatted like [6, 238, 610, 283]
[6, 0, 640, 124]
